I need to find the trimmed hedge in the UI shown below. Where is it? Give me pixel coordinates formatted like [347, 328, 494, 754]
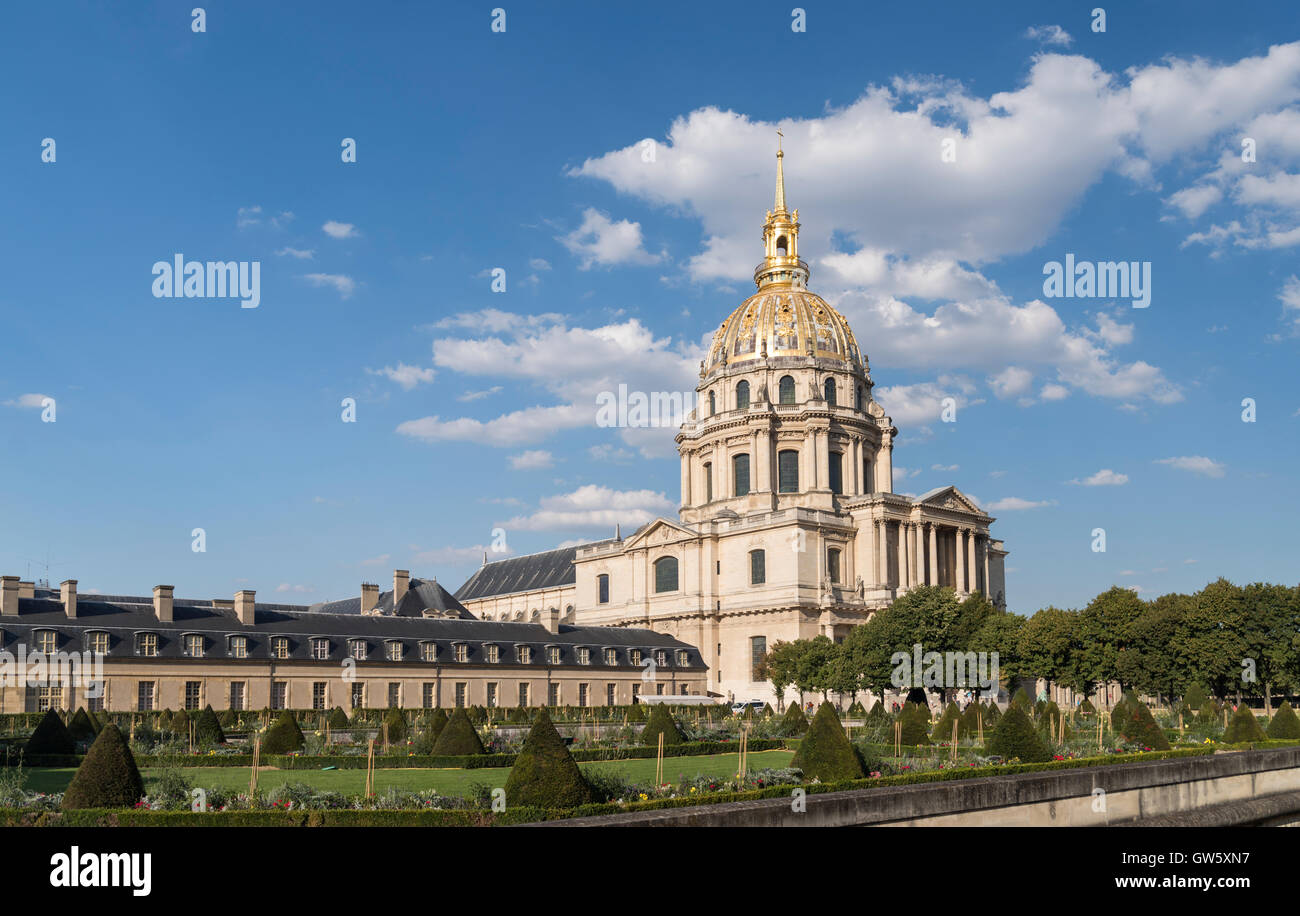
[1121, 700, 1171, 750]
[25, 710, 75, 757]
[382, 707, 407, 745]
[985, 703, 1050, 763]
[327, 707, 350, 730]
[897, 702, 931, 746]
[261, 712, 305, 755]
[62, 725, 144, 809]
[639, 705, 685, 747]
[431, 708, 485, 756]
[67, 708, 98, 743]
[1267, 701, 1300, 740]
[195, 706, 226, 745]
[1223, 704, 1266, 744]
[503, 708, 593, 807]
[790, 702, 864, 782]
[779, 703, 809, 737]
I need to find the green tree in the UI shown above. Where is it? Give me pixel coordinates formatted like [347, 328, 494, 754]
[762, 640, 805, 710]
[1017, 607, 1081, 693]
[794, 636, 839, 701]
[1173, 579, 1249, 700]
[1076, 586, 1145, 692]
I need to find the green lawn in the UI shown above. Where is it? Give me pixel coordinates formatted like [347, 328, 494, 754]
[20, 749, 795, 798]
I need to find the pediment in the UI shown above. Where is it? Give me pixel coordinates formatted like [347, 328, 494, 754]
[916, 486, 983, 514]
[623, 517, 697, 549]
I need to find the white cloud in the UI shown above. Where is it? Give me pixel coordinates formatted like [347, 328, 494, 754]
[509, 450, 555, 470]
[529, 258, 552, 271]
[368, 363, 435, 390]
[558, 208, 662, 269]
[1280, 275, 1300, 332]
[412, 544, 510, 566]
[237, 205, 263, 229]
[322, 220, 358, 239]
[501, 485, 676, 531]
[360, 554, 391, 567]
[276, 247, 315, 260]
[3, 393, 51, 409]
[931, 463, 959, 472]
[1165, 183, 1223, 219]
[275, 583, 314, 594]
[1024, 25, 1073, 47]
[875, 376, 976, 425]
[302, 273, 356, 298]
[1068, 468, 1129, 486]
[985, 496, 1057, 510]
[458, 386, 502, 402]
[1154, 455, 1226, 477]
[1040, 383, 1070, 401]
[589, 444, 635, 462]
[988, 366, 1033, 399]
[398, 404, 591, 448]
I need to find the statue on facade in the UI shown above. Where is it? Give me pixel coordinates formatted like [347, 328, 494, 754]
[855, 575, 865, 599]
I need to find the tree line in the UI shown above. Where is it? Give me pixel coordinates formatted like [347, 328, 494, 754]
[759, 580, 1300, 711]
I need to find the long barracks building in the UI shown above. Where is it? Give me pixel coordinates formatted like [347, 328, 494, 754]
[0, 572, 707, 714]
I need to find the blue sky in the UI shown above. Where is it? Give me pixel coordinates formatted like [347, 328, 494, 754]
[1, 1, 1297, 615]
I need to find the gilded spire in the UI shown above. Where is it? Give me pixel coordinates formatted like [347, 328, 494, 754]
[774, 129, 786, 213]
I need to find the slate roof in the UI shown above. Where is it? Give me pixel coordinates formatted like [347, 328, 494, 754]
[454, 541, 618, 602]
[305, 577, 471, 618]
[1, 591, 704, 671]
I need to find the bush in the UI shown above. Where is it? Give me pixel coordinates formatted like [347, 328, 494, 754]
[67, 708, 98, 744]
[1039, 702, 1071, 742]
[762, 703, 775, 718]
[1184, 684, 1208, 712]
[1109, 695, 1133, 735]
[959, 703, 982, 738]
[217, 709, 235, 728]
[194, 706, 226, 745]
[1266, 701, 1300, 740]
[327, 707, 350, 730]
[503, 708, 593, 808]
[431, 708, 485, 756]
[61, 725, 145, 810]
[1010, 687, 1032, 711]
[1078, 698, 1097, 716]
[639, 705, 685, 747]
[425, 708, 449, 744]
[931, 702, 961, 741]
[779, 703, 809, 737]
[846, 700, 867, 718]
[1222, 704, 1266, 744]
[261, 712, 305, 755]
[1121, 700, 1171, 750]
[24, 710, 75, 757]
[897, 702, 931, 746]
[467, 705, 487, 725]
[382, 707, 407, 745]
[791, 702, 865, 782]
[1196, 698, 1221, 725]
[986, 703, 1051, 763]
[170, 708, 191, 737]
[982, 702, 1001, 726]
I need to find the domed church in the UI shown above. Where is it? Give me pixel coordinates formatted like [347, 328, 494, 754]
[456, 145, 1007, 705]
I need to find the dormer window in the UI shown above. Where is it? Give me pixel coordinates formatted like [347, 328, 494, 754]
[604, 648, 617, 666]
[676, 650, 689, 667]
[385, 640, 403, 662]
[136, 633, 158, 657]
[86, 631, 109, 655]
[629, 648, 643, 666]
[485, 644, 500, 663]
[271, 637, 290, 659]
[420, 642, 437, 662]
[546, 646, 561, 665]
[33, 630, 57, 654]
[184, 634, 205, 658]
[348, 639, 367, 660]
[655, 650, 667, 667]
[518, 645, 532, 664]
[229, 635, 248, 658]
[454, 643, 468, 663]
[311, 637, 329, 660]
[576, 647, 591, 665]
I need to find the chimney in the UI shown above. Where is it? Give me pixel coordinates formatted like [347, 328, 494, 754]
[60, 579, 77, 618]
[0, 577, 18, 617]
[234, 590, 256, 626]
[393, 570, 409, 605]
[212, 598, 234, 615]
[153, 585, 174, 623]
[544, 606, 561, 634]
[17, 581, 34, 599]
[361, 582, 379, 614]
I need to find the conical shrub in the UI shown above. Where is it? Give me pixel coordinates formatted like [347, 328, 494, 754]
[960, 702, 982, 737]
[1109, 695, 1133, 735]
[261, 711, 305, 754]
[1120, 700, 1171, 750]
[503, 708, 593, 808]
[1078, 698, 1097, 716]
[897, 702, 931, 746]
[639, 705, 684, 747]
[847, 700, 867, 718]
[1039, 702, 1071, 742]
[24, 709, 75, 756]
[986, 703, 1051, 762]
[217, 708, 235, 727]
[1266, 701, 1300, 739]
[382, 707, 407, 745]
[425, 707, 450, 744]
[171, 708, 191, 737]
[779, 703, 809, 737]
[983, 702, 1001, 726]
[327, 706, 350, 729]
[1222, 704, 1266, 744]
[67, 708, 98, 744]
[931, 702, 961, 741]
[195, 705, 226, 745]
[431, 707, 485, 756]
[61, 725, 144, 809]
[1196, 698, 1220, 724]
[790, 702, 865, 782]
[1010, 687, 1032, 711]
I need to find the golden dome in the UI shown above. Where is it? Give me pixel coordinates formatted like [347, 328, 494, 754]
[706, 288, 863, 369]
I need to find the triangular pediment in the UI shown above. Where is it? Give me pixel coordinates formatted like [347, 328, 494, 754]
[916, 486, 983, 514]
[623, 517, 697, 549]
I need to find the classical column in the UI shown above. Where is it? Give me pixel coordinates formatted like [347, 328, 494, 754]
[982, 535, 991, 596]
[814, 429, 827, 490]
[967, 530, 977, 594]
[928, 523, 938, 586]
[680, 450, 691, 507]
[876, 519, 888, 587]
[850, 439, 860, 494]
[895, 522, 907, 590]
[955, 528, 967, 593]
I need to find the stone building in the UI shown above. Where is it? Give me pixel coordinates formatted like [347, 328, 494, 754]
[456, 146, 1008, 706]
[0, 572, 706, 713]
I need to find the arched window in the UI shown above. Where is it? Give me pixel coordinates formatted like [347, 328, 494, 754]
[778, 450, 799, 493]
[776, 236, 788, 256]
[863, 456, 873, 494]
[829, 451, 843, 495]
[708, 390, 716, 416]
[824, 378, 836, 405]
[732, 453, 750, 497]
[749, 549, 766, 585]
[827, 548, 842, 584]
[703, 462, 713, 502]
[856, 385, 864, 409]
[654, 557, 679, 593]
[736, 380, 750, 410]
[778, 375, 796, 405]
[597, 574, 609, 604]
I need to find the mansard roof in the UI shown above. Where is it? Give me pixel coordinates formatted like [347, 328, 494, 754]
[454, 540, 617, 602]
[306, 577, 471, 618]
[2, 591, 703, 670]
